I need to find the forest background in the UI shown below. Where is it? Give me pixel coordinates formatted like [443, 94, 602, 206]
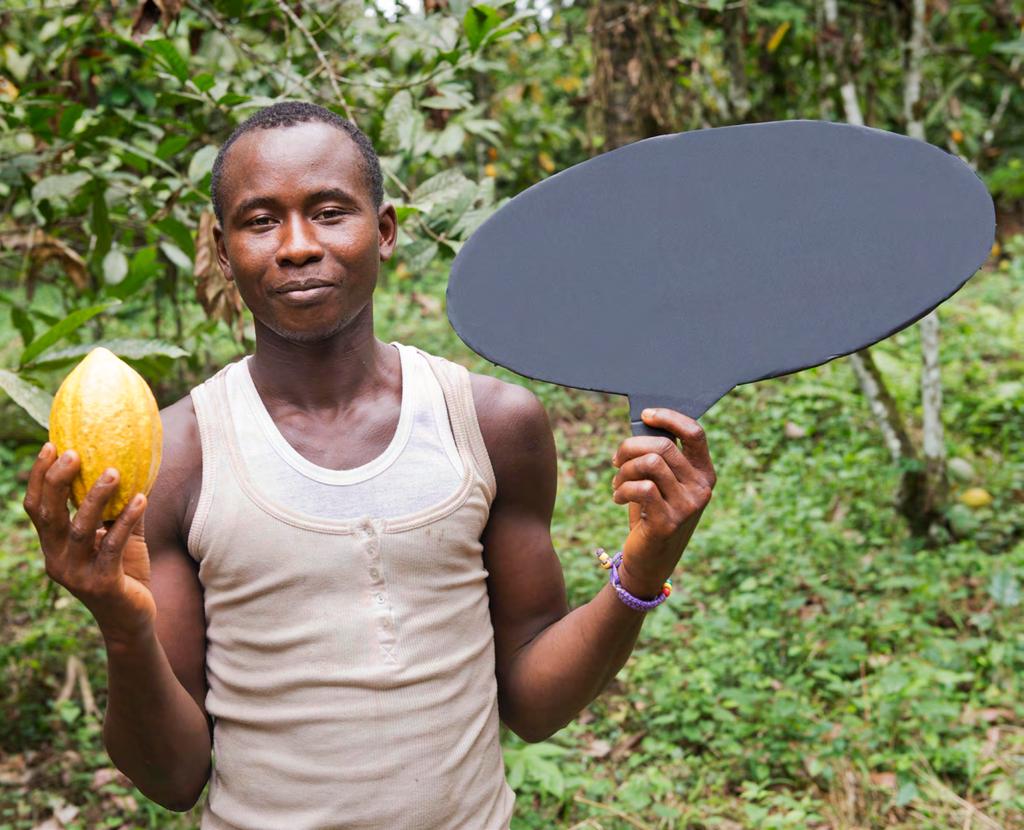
[1, 0, 1023, 828]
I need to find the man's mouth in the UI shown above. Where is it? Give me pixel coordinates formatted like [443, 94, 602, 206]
[274, 279, 338, 304]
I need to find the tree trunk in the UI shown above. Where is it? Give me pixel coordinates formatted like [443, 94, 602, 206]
[902, 0, 952, 541]
[587, 0, 679, 151]
[821, 0, 949, 543]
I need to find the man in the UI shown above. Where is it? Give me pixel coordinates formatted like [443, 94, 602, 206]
[23, 102, 716, 829]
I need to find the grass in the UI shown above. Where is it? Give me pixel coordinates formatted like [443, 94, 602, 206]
[1, 241, 1023, 829]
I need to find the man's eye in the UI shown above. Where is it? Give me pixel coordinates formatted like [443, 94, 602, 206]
[317, 208, 347, 220]
[249, 216, 275, 227]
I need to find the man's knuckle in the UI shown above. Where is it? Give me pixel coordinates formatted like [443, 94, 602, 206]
[68, 523, 91, 545]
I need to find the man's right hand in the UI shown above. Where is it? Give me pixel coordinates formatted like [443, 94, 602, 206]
[24, 442, 156, 647]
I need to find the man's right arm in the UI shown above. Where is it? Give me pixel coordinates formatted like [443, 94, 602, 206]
[101, 395, 212, 812]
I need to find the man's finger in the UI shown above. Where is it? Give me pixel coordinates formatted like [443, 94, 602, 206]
[37, 449, 80, 547]
[612, 452, 689, 499]
[95, 494, 147, 575]
[67, 468, 121, 565]
[612, 436, 679, 468]
[638, 408, 715, 478]
[24, 442, 56, 523]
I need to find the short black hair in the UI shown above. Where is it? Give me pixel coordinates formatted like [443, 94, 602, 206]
[209, 101, 384, 225]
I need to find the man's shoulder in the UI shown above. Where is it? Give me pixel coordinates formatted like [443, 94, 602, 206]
[466, 370, 555, 497]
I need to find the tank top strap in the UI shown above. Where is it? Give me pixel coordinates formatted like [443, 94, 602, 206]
[186, 363, 234, 561]
[410, 347, 497, 505]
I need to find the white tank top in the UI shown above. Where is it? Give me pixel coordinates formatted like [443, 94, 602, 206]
[225, 341, 464, 520]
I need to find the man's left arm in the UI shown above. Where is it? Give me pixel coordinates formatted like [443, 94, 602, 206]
[472, 376, 716, 744]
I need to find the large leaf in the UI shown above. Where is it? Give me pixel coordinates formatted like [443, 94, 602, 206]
[989, 570, 1021, 608]
[382, 90, 422, 154]
[29, 338, 189, 371]
[188, 144, 218, 183]
[0, 369, 53, 430]
[463, 4, 502, 51]
[32, 171, 91, 204]
[145, 37, 189, 83]
[411, 169, 476, 214]
[19, 300, 121, 368]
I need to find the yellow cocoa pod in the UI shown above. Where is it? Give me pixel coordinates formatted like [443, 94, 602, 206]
[959, 487, 993, 509]
[49, 347, 162, 521]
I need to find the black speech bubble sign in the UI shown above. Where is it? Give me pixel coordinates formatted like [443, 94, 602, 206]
[447, 120, 994, 436]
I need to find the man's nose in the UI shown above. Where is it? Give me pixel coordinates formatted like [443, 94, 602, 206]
[276, 215, 324, 267]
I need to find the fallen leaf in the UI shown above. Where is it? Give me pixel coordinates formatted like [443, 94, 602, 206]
[826, 496, 848, 523]
[53, 803, 79, 824]
[411, 290, 442, 317]
[784, 421, 807, 439]
[0, 754, 31, 785]
[869, 771, 897, 790]
[108, 794, 138, 812]
[584, 739, 612, 759]
[981, 727, 1000, 759]
[610, 730, 646, 761]
[90, 767, 132, 791]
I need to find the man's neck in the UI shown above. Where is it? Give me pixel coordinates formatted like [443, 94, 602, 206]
[247, 308, 397, 413]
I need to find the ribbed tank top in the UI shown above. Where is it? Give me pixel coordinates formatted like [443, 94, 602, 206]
[227, 343, 464, 520]
[186, 342, 516, 830]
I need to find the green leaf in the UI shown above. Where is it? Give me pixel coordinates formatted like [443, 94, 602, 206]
[382, 90, 420, 153]
[431, 123, 465, 157]
[192, 72, 216, 92]
[160, 241, 192, 273]
[156, 134, 190, 160]
[11, 307, 35, 346]
[155, 217, 196, 260]
[188, 144, 219, 183]
[988, 570, 1020, 608]
[102, 249, 129, 285]
[0, 369, 53, 429]
[217, 93, 251, 107]
[401, 239, 439, 273]
[19, 300, 121, 368]
[108, 247, 160, 300]
[58, 104, 85, 138]
[30, 338, 189, 370]
[32, 171, 91, 204]
[411, 169, 475, 213]
[993, 38, 1024, 56]
[146, 38, 189, 83]
[464, 5, 502, 51]
[421, 93, 469, 110]
[393, 205, 423, 222]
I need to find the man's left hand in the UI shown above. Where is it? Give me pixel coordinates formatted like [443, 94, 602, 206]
[610, 408, 717, 597]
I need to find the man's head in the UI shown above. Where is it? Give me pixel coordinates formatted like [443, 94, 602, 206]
[210, 101, 397, 345]
[210, 101, 384, 226]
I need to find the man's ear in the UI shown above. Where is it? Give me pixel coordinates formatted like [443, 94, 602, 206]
[214, 223, 233, 281]
[378, 202, 398, 261]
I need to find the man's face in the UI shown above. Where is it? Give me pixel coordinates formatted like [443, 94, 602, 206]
[215, 122, 397, 343]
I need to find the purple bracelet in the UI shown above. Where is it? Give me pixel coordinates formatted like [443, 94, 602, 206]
[609, 552, 670, 612]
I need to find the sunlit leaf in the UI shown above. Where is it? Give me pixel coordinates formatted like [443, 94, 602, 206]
[0, 369, 53, 429]
[19, 300, 122, 368]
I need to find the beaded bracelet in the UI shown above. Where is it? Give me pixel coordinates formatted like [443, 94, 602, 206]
[594, 548, 672, 612]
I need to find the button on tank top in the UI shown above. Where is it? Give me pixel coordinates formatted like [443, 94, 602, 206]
[186, 342, 516, 830]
